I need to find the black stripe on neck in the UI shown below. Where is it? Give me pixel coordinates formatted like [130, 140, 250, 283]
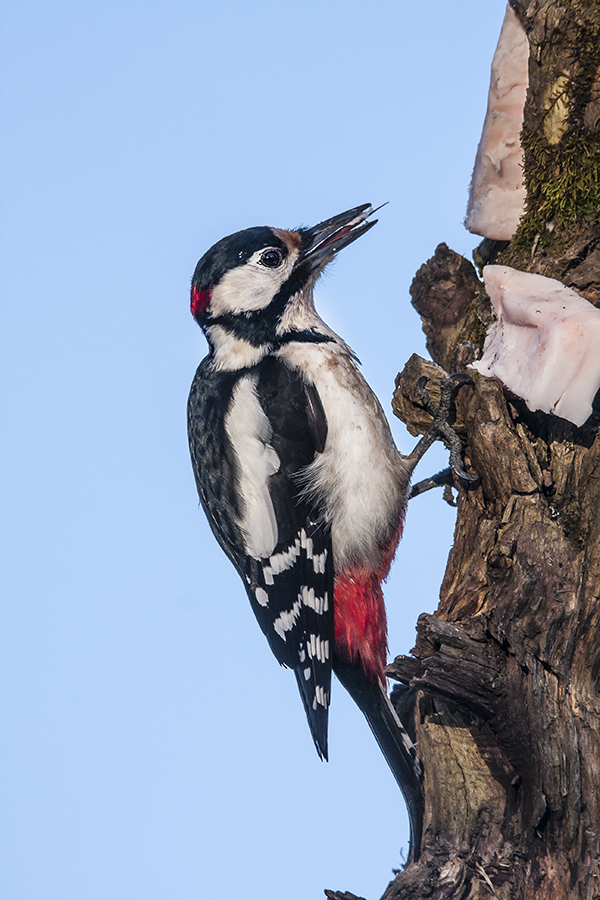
[207, 315, 334, 349]
[276, 330, 334, 347]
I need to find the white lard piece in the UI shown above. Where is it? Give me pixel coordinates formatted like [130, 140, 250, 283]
[471, 266, 600, 426]
[465, 5, 529, 240]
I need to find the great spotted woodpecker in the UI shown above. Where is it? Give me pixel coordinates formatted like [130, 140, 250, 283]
[187, 204, 466, 859]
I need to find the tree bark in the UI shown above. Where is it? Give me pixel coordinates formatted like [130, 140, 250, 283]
[326, 2, 600, 898]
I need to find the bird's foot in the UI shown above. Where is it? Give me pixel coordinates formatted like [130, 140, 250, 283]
[407, 373, 479, 490]
[409, 466, 457, 505]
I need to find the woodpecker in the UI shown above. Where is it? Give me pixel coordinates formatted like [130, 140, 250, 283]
[187, 203, 463, 860]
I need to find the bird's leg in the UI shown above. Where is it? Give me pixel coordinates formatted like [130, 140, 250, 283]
[409, 466, 457, 505]
[405, 373, 479, 496]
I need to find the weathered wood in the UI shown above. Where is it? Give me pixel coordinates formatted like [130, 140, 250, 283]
[325, 892, 367, 900]
[392, 355, 448, 438]
[382, 358, 600, 898]
[408, 244, 486, 375]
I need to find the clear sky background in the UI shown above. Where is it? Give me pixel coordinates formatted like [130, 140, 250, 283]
[1, 3, 506, 899]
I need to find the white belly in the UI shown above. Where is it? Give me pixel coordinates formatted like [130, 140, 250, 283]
[277, 341, 411, 569]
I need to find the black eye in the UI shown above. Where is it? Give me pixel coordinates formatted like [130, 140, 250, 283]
[259, 248, 284, 268]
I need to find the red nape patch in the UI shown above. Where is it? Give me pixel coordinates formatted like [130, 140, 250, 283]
[191, 284, 212, 319]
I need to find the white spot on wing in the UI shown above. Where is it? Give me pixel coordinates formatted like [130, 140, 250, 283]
[300, 586, 328, 615]
[225, 375, 280, 559]
[270, 538, 302, 573]
[255, 587, 269, 607]
[273, 599, 302, 640]
[307, 633, 329, 662]
[312, 549, 327, 574]
[262, 537, 302, 584]
[313, 685, 329, 709]
[302, 586, 316, 609]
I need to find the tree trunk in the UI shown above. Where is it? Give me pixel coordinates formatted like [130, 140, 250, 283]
[328, 2, 600, 898]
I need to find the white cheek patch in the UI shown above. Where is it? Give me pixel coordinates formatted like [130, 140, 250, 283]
[210, 248, 298, 316]
[225, 375, 280, 558]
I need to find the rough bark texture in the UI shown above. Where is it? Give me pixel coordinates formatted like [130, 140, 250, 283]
[325, 2, 600, 898]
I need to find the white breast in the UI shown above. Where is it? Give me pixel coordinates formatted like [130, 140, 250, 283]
[277, 341, 411, 569]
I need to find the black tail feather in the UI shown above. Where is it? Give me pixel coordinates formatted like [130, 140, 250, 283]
[294, 666, 329, 760]
[334, 660, 424, 861]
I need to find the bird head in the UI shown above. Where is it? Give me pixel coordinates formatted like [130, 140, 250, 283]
[190, 204, 379, 350]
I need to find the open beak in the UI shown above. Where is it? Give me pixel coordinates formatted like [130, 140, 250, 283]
[299, 203, 382, 272]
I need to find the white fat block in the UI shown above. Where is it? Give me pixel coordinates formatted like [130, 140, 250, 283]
[465, 5, 529, 241]
[471, 265, 600, 426]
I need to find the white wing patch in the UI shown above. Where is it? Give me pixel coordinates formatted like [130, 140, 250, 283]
[225, 374, 280, 559]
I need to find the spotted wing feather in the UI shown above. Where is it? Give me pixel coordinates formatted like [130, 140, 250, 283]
[188, 354, 333, 758]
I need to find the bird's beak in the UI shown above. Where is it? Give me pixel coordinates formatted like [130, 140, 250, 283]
[299, 203, 381, 272]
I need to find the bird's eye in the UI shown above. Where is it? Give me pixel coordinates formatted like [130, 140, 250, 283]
[259, 248, 284, 268]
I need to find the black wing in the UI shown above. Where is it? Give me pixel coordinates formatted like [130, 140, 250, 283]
[188, 354, 334, 759]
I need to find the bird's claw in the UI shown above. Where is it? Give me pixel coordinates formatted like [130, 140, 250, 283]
[409, 373, 479, 489]
[417, 372, 473, 417]
[409, 467, 459, 505]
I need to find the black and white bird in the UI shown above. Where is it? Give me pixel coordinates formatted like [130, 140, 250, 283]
[187, 203, 462, 859]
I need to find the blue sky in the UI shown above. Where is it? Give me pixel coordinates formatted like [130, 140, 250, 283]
[1, 3, 506, 898]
